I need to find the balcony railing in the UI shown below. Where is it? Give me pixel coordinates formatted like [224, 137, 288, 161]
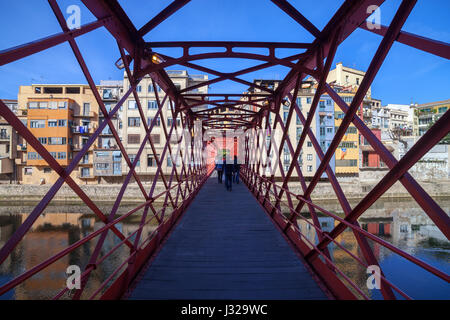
[0, 134, 10, 140]
[73, 111, 97, 118]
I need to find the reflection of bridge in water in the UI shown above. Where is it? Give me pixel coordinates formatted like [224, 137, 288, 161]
[0, 0, 449, 300]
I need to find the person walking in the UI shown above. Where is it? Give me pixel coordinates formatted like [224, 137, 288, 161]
[224, 159, 234, 191]
[215, 158, 224, 183]
[233, 155, 240, 184]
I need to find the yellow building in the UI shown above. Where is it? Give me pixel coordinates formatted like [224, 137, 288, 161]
[334, 92, 359, 175]
[17, 84, 99, 184]
[414, 99, 450, 136]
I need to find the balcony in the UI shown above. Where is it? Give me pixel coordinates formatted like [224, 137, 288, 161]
[0, 133, 10, 141]
[102, 90, 119, 101]
[72, 143, 97, 151]
[73, 111, 97, 118]
[72, 125, 98, 134]
[77, 173, 95, 179]
[96, 144, 119, 150]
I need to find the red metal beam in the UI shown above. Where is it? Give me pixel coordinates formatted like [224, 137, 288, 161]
[138, 0, 191, 36]
[359, 23, 450, 60]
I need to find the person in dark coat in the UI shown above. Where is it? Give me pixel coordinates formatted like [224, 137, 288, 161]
[215, 158, 223, 183]
[224, 159, 234, 191]
[233, 155, 241, 184]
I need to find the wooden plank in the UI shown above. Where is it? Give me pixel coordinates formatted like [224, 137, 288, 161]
[127, 178, 329, 300]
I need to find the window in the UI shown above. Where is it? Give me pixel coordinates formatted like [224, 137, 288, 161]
[320, 127, 325, 136]
[38, 137, 47, 144]
[128, 100, 138, 109]
[319, 100, 325, 108]
[129, 154, 140, 167]
[307, 154, 313, 161]
[148, 116, 161, 127]
[148, 101, 158, 109]
[50, 152, 57, 159]
[438, 106, 448, 113]
[28, 102, 39, 109]
[96, 163, 110, 170]
[307, 141, 312, 147]
[48, 101, 58, 109]
[326, 99, 332, 106]
[335, 159, 358, 167]
[48, 120, 58, 127]
[148, 85, 154, 93]
[307, 165, 313, 172]
[338, 141, 357, 148]
[327, 127, 333, 133]
[344, 96, 353, 103]
[83, 103, 90, 116]
[48, 137, 66, 145]
[128, 117, 140, 127]
[335, 111, 345, 119]
[27, 152, 37, 160]
[30, 120, 45, 128]
[58, 101, 67, 109]
[151, 134, 160, 144]
[34, 87, 41, 94]
[147, 155, 155, 167]
[306, 97, 312, 104]
[136, 85, 142, 92]
[81, 154, 89, 164]
[283, 111, 288, 122]
[167, 155, 172, 167]
[24, 167, 33, 175]
[44, 87, 63, 94]
[127, 134, 140, 144]
[66, 87, 80, 94]
[346, 126, 357, 134]
[43, 167, 52, 173]
[57, 152, 66, 159]
[167, 118, 173, 127]
[345, 75, 349, 83]
[81, 168, 90, 177]
[296, 127, 302, 140]
[58, 119, 67, 127]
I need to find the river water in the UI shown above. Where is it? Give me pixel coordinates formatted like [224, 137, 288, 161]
[0, 199, 449, 300]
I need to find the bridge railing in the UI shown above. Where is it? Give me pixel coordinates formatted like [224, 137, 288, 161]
[241, 168, 450, 299]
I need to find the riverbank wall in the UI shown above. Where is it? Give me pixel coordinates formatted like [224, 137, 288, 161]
[0, 178, 449, 207]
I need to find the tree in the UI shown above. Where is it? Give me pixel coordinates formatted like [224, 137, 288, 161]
[426, 117, 450, 144]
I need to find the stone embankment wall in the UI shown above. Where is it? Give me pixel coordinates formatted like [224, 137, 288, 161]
[0, 179, 449, 206]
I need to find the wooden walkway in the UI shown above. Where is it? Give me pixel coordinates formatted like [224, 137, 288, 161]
[127, 177, 329, 300]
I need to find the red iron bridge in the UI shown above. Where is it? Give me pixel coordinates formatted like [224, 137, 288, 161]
[0, 0, 449, 300]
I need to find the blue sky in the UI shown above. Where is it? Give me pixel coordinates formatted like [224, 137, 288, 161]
[0, 0, 449, 105]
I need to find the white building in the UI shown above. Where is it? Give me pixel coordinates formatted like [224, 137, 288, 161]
[386, 104, 414, 132]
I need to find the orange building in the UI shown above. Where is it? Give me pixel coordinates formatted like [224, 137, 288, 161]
[26, 98, 74, 168]
[17, 84, 100, 184]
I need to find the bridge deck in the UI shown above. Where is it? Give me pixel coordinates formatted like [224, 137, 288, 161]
[127, 177, 329, 300]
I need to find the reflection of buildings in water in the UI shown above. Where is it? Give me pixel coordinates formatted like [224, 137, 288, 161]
[0, 213, 116, 299]
[121, 221, 158, 247]
[390, 208, 448, 250]
[0, 215, 23, 281]
[296, 216, 369, 296]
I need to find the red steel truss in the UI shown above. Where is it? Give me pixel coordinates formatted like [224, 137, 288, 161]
[0, 0, 449, 299]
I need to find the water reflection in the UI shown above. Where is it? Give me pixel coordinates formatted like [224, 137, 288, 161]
[294, 199, 450, 299]
[0, 199, 448, 300]
[0, 207, 158, 300]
